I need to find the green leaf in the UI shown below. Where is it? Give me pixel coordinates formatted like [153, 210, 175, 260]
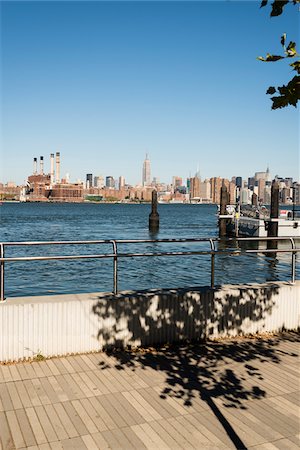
[266, 54, 284, 61]
[266, 86, 277, 94]
[270, 1, 289, 17]
[270, 75, 300, 109]
[290, 60, 300, 74]
[260, 0, 268, 7]
[280, 33, 286, 47]
[286, 41, 297, 57]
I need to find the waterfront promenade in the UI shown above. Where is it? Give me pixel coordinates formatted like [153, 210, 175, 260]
[0, 332, 299, 450]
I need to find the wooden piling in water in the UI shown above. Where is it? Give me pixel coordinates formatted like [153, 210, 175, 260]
[219, 184, 228, 237]
[267, 180, 279, 250]
[149, 190, 159, 231]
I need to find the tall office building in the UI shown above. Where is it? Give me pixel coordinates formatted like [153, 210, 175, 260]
[94, 175, 104, 188]
[119, 176, 125, 189]
[86, 174, 93, 189]
[142, 154, 151, 186]
[106, 176, 115, 188]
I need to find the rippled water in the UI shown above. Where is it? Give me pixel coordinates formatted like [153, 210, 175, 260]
[0, 202, 298, 297]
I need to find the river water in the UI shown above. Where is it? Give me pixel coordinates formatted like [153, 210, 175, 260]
[0, 202, 298, 297]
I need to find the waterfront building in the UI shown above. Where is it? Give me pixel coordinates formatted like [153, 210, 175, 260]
[172, 176, 183, 192]
[190, 176, 201, 200]
[142, 154, 151, 186]
[106, 176, 115, 188]
[94, 175, 104, 188]
[199, 179, 211, 202]
[119, 176, 125, 189]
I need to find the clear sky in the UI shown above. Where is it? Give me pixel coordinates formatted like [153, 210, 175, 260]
[1, 0, 299, 185]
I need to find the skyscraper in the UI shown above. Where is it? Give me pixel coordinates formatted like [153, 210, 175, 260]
[86, 173, 93, 189]
[142, 154, 151, 186]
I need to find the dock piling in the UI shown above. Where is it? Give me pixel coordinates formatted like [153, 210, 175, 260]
[149, 190, 159, 231]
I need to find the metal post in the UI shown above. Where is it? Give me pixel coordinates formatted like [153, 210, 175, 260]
[290, 238, 296, 284]
[0, 244, 5, 302]
[209, 239, 215, 288]
[111, 241, 118, 294]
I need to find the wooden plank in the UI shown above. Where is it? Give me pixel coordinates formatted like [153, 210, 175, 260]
[89, 396, 118, 430]
[25, 407, 48, 445]
[81, 370, 110, 395]
[35, 405, 58, 442]
[121, 426, 147, 450]
[138, 422, 170, 449]
[14, 380, 33, 408]
[96, 394, 128, 429]
[155, 418, 194, 449]
[0, 365, 13, 382]
[39, 377, 60, 404]
[71, 400, 98, 434]
[62, 401, 89, 436]
[15, 408, 37, 447]
[60, 437, 88, 450]
[47, 376, 69, 402]
[112, 392, 145, 425]
[148, 420, 181, 449]
[8, 382, 24, 412]
[8, 365, 21, 381]
[101, 430, 123, 450]
[44, 404, 69, 441]
[31, 378, 51, 405]
[106, 392, 143, 427]
[69, 372, 95, 398]
[130, 424, 157, 450]
[176, 415, 211, 445]
[30, 362, 47, 378]
[0, 411, 14, 450]
[81, 435, 99, 450]
[126, 390, 162, 421]
[110, 428, 136, 450]
[0, 383, 14, 411]
[6, 410, 26, 449]
[88, 432, 110, 449]
[45, 360, 61, 377]
[138, 387, 181, 419]
[80, 398, 108, 432]
[61, 373, 86, 399]
[75, 371, 102, 396]
[121, 391, 159, 422]
[49, 442, 63, 450]
[52, 403, 78, 439]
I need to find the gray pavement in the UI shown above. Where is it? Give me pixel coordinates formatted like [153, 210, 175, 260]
[0, 332, 299, 449]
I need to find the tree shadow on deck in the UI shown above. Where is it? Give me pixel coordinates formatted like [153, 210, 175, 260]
[92, 285, 299, 449]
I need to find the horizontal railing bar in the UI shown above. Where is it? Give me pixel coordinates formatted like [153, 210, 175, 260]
[0, 254, 116, 262]
[1, 236, 299, 247]
[1, 248, 299, 263]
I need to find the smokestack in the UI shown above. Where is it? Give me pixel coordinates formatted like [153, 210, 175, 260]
[40, 156, 44, 175]
[50, 153, 55, 185]
[33, 158, 37, 175]
[55, 152, 60, 184]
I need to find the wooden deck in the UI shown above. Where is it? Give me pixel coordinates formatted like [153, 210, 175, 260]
[0, 332, 299, 449]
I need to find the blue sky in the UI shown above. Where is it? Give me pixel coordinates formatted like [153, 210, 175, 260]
[1, 0, 299, 185]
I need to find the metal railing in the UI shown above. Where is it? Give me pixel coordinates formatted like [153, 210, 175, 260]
[0, 236, 299, 301]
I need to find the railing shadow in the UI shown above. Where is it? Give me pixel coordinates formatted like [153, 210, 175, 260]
[92, 285, 299, 449]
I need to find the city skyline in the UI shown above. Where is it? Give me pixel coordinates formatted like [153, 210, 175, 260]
[1, 1, 299, 184]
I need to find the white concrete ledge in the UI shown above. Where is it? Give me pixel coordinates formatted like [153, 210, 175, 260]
[1, 281, 299, 362]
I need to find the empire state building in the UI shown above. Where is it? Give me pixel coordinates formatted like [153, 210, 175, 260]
[142, 154, 151, 186]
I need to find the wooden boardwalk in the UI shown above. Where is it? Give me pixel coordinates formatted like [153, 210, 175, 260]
[0, 332, 299, 449]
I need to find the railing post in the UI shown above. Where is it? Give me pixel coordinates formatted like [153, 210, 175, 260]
[209, 239, 215, 288]
[111, 241, 118, 295]
[290, 238, 296, 284]
[0, 244, 5, 302]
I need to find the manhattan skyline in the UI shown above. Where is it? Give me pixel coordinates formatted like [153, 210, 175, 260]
[1, 1, 299, 185]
